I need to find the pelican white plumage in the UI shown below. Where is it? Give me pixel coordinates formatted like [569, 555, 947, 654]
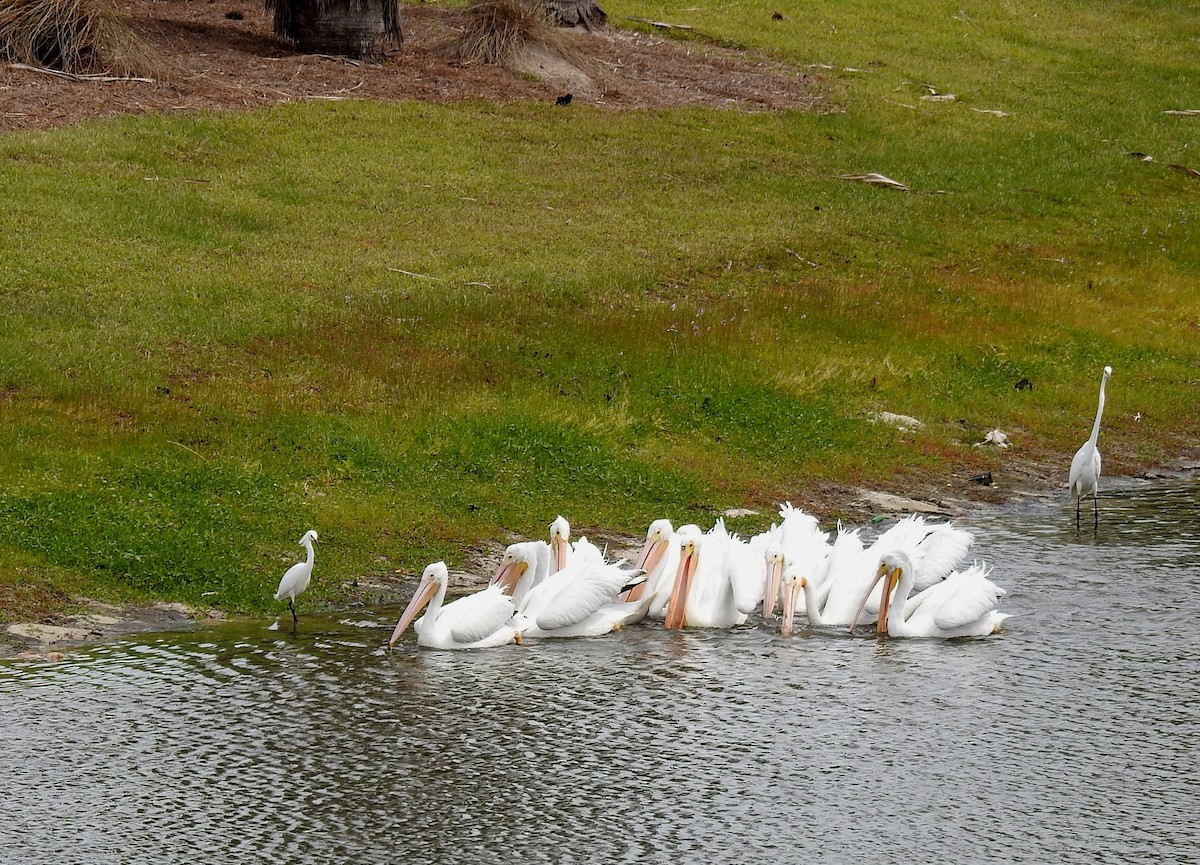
[618, 518, 679, 623]
[781, 515, 975, 631]
[762, 504, 829, 620]
[851, 550, 1008, 638]
[1069, 365, 1113, 532]
[490, 540, 554, 608]
[388, 561, 521, 650]
[664, 521, 764, 629]
[549, 515, 571, 573]
[274, 529, 318, 625]
[780, 523, 871, 630]
[511, 537, 642, 638]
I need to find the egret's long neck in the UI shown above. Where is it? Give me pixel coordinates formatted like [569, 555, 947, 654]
[303, 539, 315, 568]
[1088, 376, 1108, 446]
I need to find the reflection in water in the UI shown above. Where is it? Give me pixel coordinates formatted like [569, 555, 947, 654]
[2, 479, 1199, 863]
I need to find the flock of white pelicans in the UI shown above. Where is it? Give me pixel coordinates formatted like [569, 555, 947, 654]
[385, 506, 1010, 650]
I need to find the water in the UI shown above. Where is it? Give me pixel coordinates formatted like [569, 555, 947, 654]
[2, 479, 1199, 864]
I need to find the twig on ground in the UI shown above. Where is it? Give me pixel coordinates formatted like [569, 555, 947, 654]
[9, 62, 154, 82]
[626, 15, 693, 30]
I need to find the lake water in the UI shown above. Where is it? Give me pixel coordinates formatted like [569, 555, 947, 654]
[2, 479, 1198, 863]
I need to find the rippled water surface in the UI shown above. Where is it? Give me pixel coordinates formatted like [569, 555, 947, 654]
[3, 479, 1199, 863]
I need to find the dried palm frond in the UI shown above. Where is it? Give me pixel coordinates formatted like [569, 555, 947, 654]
[0, 0, 164, 77]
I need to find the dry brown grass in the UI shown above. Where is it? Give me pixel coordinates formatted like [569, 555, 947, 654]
[448, 0, 573, 67]
[0, 0, 163, 76]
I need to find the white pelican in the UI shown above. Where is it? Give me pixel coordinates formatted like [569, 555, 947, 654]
[388, 561, 521, 650]
[780, 523, 874, 629]
[1069, 365, 1112, 532]
[274, 529, 318, 625]
[781, 515, 975, 630]
[619, 518, 680, 622]
[512, 537, 642, 638]
[490, 540, 553, 608]
[549, 515, 571, 572]
[851, 550, 1008, 638]
[762, 504, 829, 619]
[664, 521, 764, 629]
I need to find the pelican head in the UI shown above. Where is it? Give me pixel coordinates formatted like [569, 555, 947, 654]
[491, 543, 533, 596]
[550, 516, 571, 572]
[664, 526, 702, 630]
[299, 529, 318, 546]
[779, 564, 807, 637]
[619, 519, 673, 604]
[849, 550, 911, 634]
[389, 561, 449, 647]
[762, 544, 786, 619]
[636, 519, 674, 573]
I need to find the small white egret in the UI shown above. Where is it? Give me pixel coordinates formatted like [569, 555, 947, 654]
[274, 529, 318, 625]
[1069, 365, 1113, 532]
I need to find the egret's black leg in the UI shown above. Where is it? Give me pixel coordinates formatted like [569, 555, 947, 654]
[289, 598, 298, 625]
[1093, 493, 1099, 532]
[1075, 499, 1081, 533]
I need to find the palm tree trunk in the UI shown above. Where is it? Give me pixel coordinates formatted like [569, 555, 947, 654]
[542, 0, 606, 30]
[267, 0, 402, 59]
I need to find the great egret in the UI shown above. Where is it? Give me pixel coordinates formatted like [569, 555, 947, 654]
[274, 529, 318, 625]
[389, 561, 521, 650]
[1069, 365, 1113, 532]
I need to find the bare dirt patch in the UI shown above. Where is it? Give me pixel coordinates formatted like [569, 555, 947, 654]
[1, 1, 822, 131]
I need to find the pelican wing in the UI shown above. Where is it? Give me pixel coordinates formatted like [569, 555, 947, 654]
[535, 575, 619, 630]
[913, 523, 975, 587]
[726, 541, 768, 615]
[446, 585, 516, 644]
[931, 565, 1005, 631]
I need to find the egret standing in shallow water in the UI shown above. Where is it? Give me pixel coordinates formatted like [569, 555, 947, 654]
[275, 529, 318, 625]
[1069, 365, 1113, 532]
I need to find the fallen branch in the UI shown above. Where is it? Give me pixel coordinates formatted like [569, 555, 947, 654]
[1164, 109, 1200, 116]
[9, 62, 154, 83]
[387, 268, 445, 281]
[1125, 152, 1200, 179]
[838, 172, 911, 191]
[626, 15, 693, 30]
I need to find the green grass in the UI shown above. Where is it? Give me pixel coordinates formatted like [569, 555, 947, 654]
[1, 0, 1198, 619]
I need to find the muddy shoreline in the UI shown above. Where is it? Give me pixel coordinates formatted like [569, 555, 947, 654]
[4, 457, 1197, 659]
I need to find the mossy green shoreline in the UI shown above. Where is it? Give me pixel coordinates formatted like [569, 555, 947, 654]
[1, 0, 1197, 623]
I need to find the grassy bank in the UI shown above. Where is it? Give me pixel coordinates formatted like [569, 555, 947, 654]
[1, 0, 1197, 621]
